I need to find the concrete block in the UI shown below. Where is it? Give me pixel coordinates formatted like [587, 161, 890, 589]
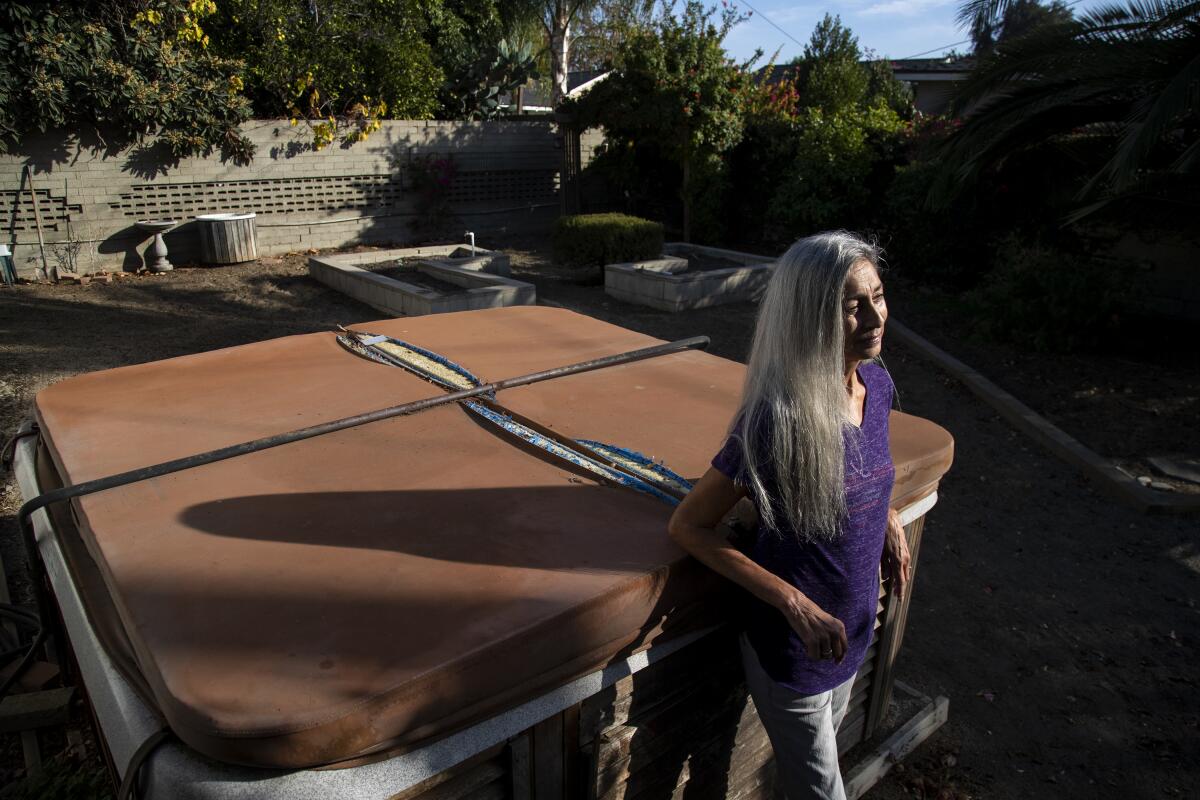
[639, 257, 688, 274]
[640, 273, 671, 300]
[604, 286, 639, 305]
[603, 269, 636, 295]
[679, 279, 719, 302]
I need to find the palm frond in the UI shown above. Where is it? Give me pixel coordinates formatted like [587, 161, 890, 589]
[1170, 134, 1200, 171]
[936, 0, 1200, 217]
[1097, 48, 1200, 190]
[955, 0, 1018, 30]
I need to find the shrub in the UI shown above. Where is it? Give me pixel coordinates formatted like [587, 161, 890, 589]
[408, 155, 458, 241]
[883, 160, 984, 290]
[553, 214, 664, 269]
[765, 104, 906, 241]
[968, 237, 1130, 352]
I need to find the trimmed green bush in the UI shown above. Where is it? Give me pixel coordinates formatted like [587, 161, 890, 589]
[553, 214, 664, 269]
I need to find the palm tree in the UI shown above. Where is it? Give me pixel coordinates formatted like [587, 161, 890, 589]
[937, 0, 1200, 219]
[960, 0, 1075, 55]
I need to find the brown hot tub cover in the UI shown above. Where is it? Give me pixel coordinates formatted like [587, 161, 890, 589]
[33, 307, 953, 769]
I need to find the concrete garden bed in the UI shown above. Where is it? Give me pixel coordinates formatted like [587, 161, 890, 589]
[309, 247, 533, 316]
[604, 243, 775, 312]
[329, 243, 512, 276]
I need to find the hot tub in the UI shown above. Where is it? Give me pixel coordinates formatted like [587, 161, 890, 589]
[13, 306, 952, 798]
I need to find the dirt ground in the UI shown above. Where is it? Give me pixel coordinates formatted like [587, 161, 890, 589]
[884, 279, 1200, 496]
[0, 239, 1197, 798]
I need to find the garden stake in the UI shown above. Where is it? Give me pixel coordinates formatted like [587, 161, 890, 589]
[24, 166, 51, 281]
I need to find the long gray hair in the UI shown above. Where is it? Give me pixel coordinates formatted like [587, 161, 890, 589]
[733, 231, 883, 540]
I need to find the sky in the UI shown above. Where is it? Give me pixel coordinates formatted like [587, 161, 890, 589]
[718, 0, 1111, 64]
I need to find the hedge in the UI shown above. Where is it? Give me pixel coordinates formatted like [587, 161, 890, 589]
[552, 213, 664, 268]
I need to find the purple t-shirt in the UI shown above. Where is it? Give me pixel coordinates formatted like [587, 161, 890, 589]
[713, 362, 895, 694]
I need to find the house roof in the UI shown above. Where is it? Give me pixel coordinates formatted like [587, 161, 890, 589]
[889, 56, 975, 73]
[754, 64, 801, 86]
[512, 69, 611, 110]
[754, 55, 975, 86]
[889, 56, 974, 83]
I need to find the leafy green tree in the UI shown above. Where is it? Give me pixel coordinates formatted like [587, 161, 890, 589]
[422, 0, 543, 116]
[788, 14, 910, 116]
[566, 1, 753, 240]
[422, 0, 507, 88]
[208, 0, 443, 148]
[499, 0, 594, 107]
[571, 0, 658, 70]
[938, 0, 1200, 220]
[510, 0, 654, 107]
[753, 15, 908, 240]
[0, 1, 253, 162]
[765, 104, 905, 238]
[448, 38, 541, 119]
[865, 57, 914, 118]
[792, 14, 869, 113]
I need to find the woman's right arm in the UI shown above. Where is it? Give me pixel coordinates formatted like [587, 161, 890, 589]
[668, 467, 849, 663]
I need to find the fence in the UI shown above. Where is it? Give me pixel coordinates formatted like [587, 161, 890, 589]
[1, 120, 604, 277]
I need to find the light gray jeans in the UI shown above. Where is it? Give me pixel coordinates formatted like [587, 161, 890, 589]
[740, 633, 854, 800]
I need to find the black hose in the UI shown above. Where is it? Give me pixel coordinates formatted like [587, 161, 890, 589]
[116, 728, 173, 800]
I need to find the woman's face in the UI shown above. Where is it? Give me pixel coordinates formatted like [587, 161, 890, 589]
[842, 260, 887, 363]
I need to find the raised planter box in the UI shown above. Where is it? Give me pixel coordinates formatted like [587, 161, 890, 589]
[334, 244, 512, 277]
[309, 248, 533, 316]
[605, 243, 775, 312]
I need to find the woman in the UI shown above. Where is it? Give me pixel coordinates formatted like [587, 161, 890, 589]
[667, 231, 911, 800]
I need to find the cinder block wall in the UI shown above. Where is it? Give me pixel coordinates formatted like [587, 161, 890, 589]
[1, 119, 570, 277]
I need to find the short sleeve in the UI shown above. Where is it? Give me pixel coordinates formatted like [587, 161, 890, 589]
[711, 431, 745, 484]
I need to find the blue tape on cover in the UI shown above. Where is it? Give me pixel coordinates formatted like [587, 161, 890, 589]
[467, 404, 679, 506]
[337, 331, 684, 506]
[577, 440, 694, 492]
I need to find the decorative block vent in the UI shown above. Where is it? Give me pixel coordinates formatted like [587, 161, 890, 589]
[108, 168, 560, 219]
[447, 169, 559, 204]
[3, 189, 81, 233]
[110, 174, 405, 218]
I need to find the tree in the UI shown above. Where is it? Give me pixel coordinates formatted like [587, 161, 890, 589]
[208, 0, 443, 148]
[421, 0, 540, 116]
[787, 14, 910, 117]
[447, 38, 541, 119]
[508, 0, 649, 107]
[791, 14, 868, 112]
[0, 1, 253, 162]
[938, 0, 1200, 219]
[543, 0, 588, 106]
[754, 15, 909, 240]
[421, 0, 507, 91]
[566, 1, 754, 241]
[571, 0, 657, 70]
[488, 0, 594, 108]
[961, 0, 1075, 55]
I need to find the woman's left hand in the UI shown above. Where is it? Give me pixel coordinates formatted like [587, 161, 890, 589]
[882, 509, 911, 602]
